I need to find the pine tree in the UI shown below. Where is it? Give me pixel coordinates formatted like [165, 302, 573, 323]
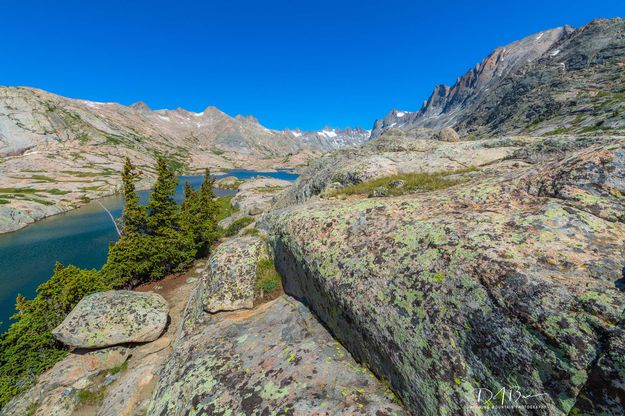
[180, 169, 219, 256]
[120, 157, 146, 236]
[147, 157, 179, 234]
[197, 168, 219, 254]
[145, 156, 195, 276]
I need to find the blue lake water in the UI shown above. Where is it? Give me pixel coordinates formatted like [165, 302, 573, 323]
[0, 170, 297, 331]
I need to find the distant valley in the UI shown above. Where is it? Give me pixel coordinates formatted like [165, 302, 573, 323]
[0, 87, 369, 233]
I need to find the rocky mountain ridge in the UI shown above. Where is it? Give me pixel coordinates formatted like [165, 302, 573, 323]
[0, 87, 369, 158]
[372, 18, 625, 139]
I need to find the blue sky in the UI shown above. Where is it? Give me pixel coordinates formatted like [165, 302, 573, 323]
[1, 1, 622, 130]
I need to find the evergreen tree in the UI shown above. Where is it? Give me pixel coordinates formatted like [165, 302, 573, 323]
[145, 156, 195, 276]
[104, 156, 195, 287]
[180, 181, 199, 236]
[120, 157, 146, 236]
[180, 169, 219, 256]
[147, 157, 179, 234]
[197, 168, 219, 253]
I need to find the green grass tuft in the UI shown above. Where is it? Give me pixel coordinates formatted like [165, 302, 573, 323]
[77, 387, 105, 406]
[256, 258, 281, 294]
[329, 167, 477, 197]
[215, 196, 239, 223]
[26, 402, 38, 416]
[108, 361, 128, 375]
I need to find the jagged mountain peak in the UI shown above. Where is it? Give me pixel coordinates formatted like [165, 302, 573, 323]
[130, 101, 151, 111]
[418, 25, 574, 116]
[235, 114, 260, 124]
[370, 19, 625, 138]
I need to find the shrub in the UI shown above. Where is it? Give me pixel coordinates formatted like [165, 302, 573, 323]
[102, 232, 195, 287]
[0, 264, 110, 407]
[224, 217, 254, 237]
[242, 227, 260, 236]
[108, 361, 127, 375]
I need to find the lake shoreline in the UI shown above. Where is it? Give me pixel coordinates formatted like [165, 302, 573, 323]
[0, 169, 298, 332]
[0, 167, 298, 236]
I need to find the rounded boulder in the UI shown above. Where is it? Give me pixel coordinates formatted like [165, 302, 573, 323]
[52, 290, 169, 349]
[437, 127, 460, 142]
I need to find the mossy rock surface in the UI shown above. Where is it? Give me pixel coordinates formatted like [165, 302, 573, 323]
[261, 141, 625, 415]
[148, 296, 407, 415]
[200, 236, 262, 313]
[52, 291, 169, 348]
[0, 346, 129, 416]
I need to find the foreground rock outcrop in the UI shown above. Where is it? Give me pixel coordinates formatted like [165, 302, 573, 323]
[52, 291, 169, 348]
[149, 296, 406, 415]
[0, 346, 130, 416]
[200, 236, 263, 313]
[261, 139, 625, 415]
[2, 266, 201, 416]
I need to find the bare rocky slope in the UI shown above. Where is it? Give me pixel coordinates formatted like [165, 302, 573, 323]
[372, 18, 625, 139]
[0, 87, 369, 233]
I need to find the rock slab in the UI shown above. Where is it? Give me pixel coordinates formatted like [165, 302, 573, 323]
[148, 296, 407, 415]
[52, 290, 169, 348]
[201, 236, 263, 313]
[231, 177, 293, 215]
[0, 347, 129, 416]
[262, 142, 625, 415]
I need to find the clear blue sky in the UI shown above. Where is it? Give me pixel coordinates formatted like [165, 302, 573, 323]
[1, 1, 622, 130]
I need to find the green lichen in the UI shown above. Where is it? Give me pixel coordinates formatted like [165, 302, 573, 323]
[259, 381, 290, 401]
[431, 272, 445, 283]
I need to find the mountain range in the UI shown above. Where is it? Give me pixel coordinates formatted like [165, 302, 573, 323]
[372, 18, 625, 139]
[0, 87, 368, 232]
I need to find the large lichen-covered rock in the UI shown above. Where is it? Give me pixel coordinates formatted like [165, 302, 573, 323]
[261, 141, 625, 415]
[0, 347, 129, 416]
[148, 296, 407, 415]
[200, 236, 263, 313]
[52, 291, 169, 348]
